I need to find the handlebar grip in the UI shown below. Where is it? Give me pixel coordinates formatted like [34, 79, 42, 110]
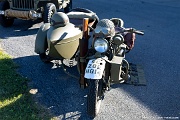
[135, 30, 144, 35]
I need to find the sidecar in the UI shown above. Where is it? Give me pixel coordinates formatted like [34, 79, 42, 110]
[35, 8, 99, 62]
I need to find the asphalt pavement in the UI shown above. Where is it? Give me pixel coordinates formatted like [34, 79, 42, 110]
[0, 0, 180, 119]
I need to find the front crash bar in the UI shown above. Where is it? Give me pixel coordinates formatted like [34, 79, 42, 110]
[4, 9, 42, 20]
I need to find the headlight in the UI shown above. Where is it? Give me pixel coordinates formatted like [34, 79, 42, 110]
[94, 38, 108, 53]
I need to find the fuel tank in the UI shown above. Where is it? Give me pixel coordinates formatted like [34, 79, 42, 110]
[47, 23, 82, 59]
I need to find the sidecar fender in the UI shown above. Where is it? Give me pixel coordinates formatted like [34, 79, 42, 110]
[34, 23, 50, 54]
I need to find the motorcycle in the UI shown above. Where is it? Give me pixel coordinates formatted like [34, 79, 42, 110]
[84, 18, 144, 117]
[34, 8, 144, 118]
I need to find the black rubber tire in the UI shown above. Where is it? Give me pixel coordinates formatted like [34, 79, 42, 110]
[0, 1, 14, 27]
[39, 53, 51, 63]
[87, 79, 103, 118]
[64, 0, 72, 13]
[43, 3, 56, 23]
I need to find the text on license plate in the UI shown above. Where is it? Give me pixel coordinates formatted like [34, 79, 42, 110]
[84, 58, 106, 79]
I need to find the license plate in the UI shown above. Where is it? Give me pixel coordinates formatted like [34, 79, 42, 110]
[84, 58, 106, 79]
[0, 10, 5, 15]
[32, 13, 42, 18]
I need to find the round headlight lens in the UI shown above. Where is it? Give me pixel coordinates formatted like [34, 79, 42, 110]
[94, 38, 108, 53]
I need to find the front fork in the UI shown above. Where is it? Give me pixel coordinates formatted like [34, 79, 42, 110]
[103, 62, 111, 89]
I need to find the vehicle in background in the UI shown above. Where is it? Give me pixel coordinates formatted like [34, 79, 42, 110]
[0, 0, 72, 27]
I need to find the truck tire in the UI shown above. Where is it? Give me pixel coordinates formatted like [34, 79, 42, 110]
[64, 0, 72, 13]
[87, 79, 103, 118]
[0, 1, 14, 27]
[43, 3, 56, 23]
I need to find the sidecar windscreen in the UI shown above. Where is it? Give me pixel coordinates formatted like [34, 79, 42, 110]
[67, 11, 98, 28]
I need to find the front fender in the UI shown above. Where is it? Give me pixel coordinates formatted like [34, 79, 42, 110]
[84, 58, 106, 79]
[34, 23, 50, 54]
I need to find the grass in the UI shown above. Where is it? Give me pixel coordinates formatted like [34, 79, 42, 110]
[0, 49, 53, 120]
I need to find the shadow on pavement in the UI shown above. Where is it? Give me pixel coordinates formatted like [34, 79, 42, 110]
[0, 19, 41, 39]
[12, 54, 180, 119]
[13, 55, 93, 120]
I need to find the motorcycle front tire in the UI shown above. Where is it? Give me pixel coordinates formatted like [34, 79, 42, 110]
[87, 79, 103, 118]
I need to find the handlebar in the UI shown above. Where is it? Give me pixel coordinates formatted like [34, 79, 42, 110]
[124, 28, 144, 35]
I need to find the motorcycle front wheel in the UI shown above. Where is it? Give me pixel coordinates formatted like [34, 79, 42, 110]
[87, 79, 103, 118]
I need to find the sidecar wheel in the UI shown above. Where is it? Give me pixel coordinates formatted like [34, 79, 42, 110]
[0, 1, 14, 27]
[87, 79, 103, 118]
[39, 53, 51, 63]
[43, 3, 56, 23]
